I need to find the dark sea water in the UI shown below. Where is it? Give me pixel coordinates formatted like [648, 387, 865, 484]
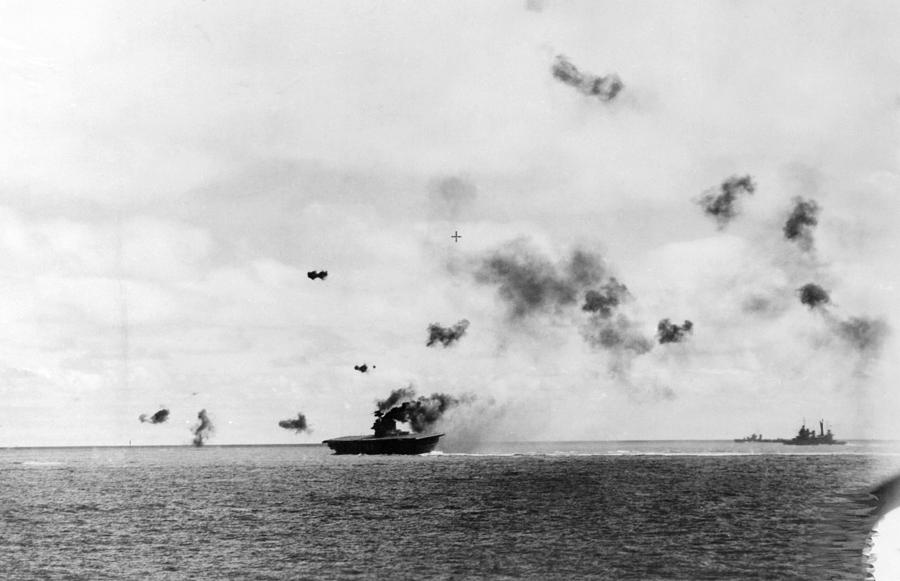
[2, 441, 896, 580]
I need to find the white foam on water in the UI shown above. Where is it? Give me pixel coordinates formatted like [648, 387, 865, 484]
[424, 446, 900, 458]
[870, 507, 900, 580]
[423, 451, 519, 457]
[427, 450, 769, 458]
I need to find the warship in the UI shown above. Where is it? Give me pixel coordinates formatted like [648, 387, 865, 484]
[323, 407, 443, 455]
[323, 432, 443, 455]
[733, 433, 783, 443]
[782, 419, 845, 446]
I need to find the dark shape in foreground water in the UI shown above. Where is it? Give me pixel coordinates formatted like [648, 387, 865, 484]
[869, 472, 900, 520]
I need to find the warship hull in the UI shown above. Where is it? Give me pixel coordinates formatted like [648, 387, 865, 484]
[323, 433, 443, 455]
[782, 440, 846, 446]
[781, 420, 844, 445]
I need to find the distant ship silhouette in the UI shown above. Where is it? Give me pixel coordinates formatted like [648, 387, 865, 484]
[734, 419, 845, 446]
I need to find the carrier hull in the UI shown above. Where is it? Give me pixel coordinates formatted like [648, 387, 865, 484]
[323, 433, 443, 455]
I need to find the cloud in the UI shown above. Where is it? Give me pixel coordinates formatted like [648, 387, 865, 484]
[428, 175, 477, 220]
[0, 3, 898, 445]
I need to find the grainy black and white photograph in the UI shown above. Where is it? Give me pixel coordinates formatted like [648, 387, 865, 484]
[2, 1, 899, 579]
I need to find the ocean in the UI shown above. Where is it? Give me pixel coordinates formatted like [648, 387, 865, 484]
[2, 441, 897, 580]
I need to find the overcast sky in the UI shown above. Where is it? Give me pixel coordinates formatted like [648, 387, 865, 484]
[1, 0, 898, 447]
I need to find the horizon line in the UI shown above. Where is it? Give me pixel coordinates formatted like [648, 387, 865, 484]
[2, 438, 898, 450]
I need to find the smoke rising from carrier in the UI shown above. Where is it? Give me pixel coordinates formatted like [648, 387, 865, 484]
[372, 387, 465, 437]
